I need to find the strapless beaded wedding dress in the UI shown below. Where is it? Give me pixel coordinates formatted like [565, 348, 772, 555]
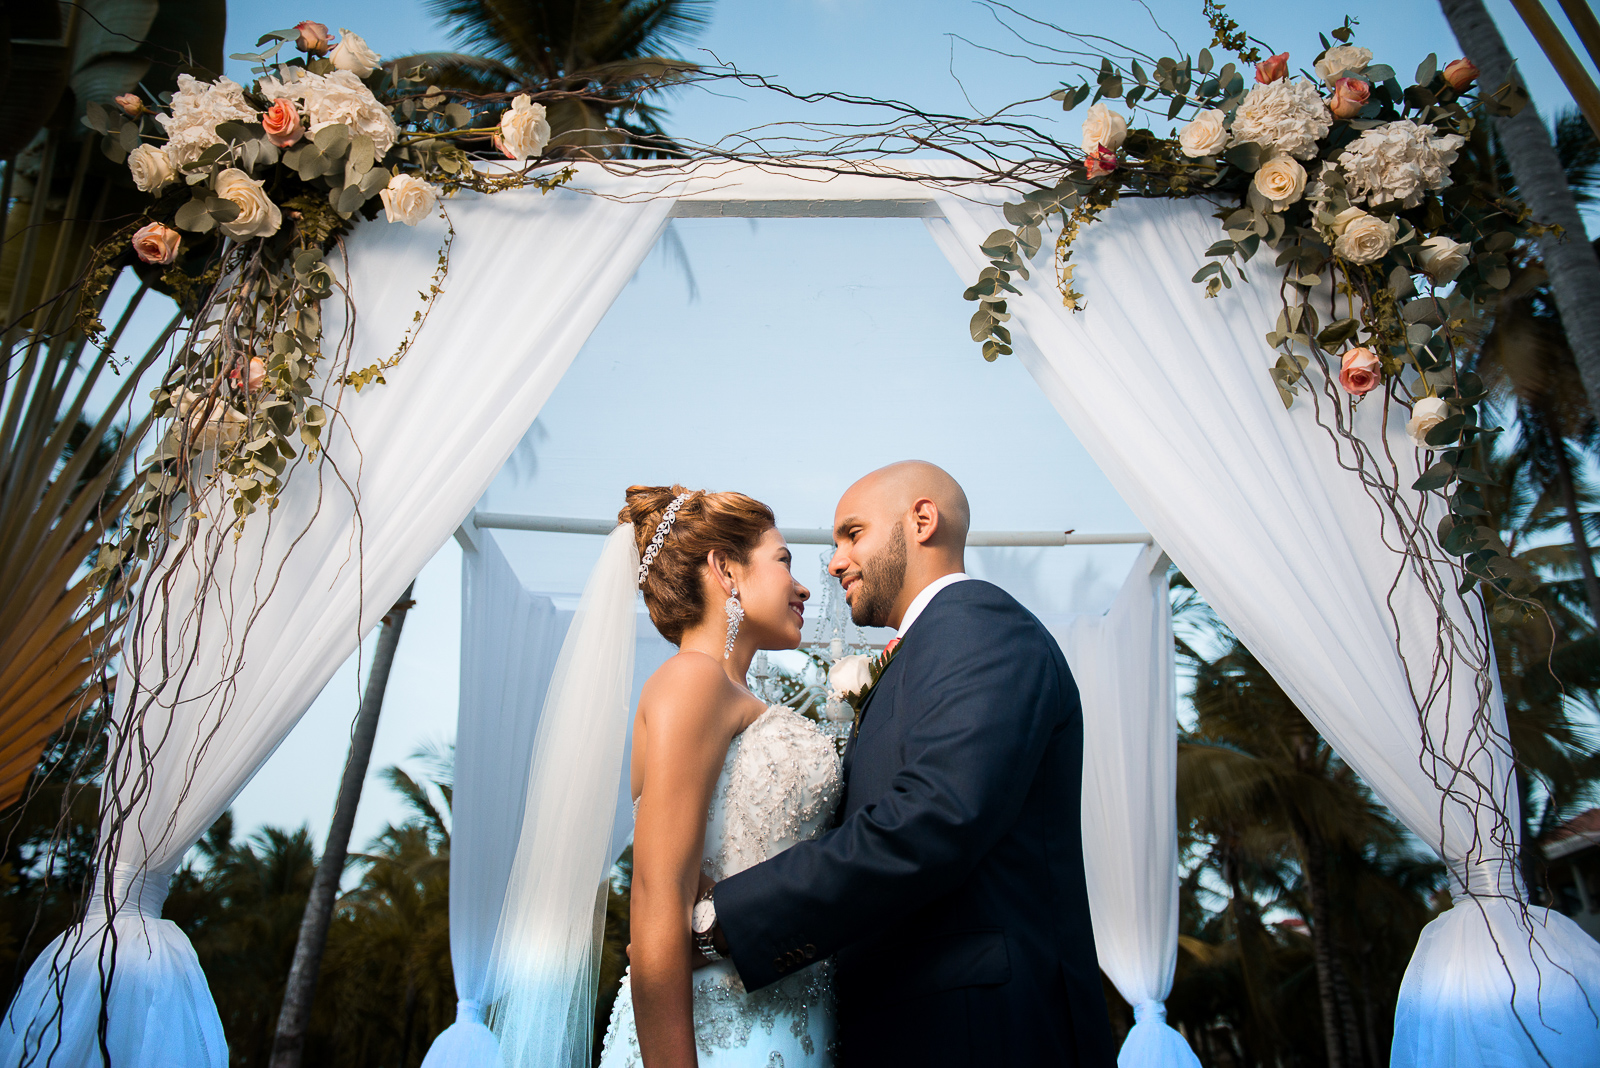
[599, 704, 844, 1067]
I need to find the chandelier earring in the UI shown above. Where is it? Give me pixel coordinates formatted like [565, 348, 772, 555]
[724, 587, 744, 659]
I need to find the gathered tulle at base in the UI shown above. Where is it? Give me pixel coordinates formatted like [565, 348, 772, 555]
[1392, 901, 1600, 1068]
[0, 912, 226, 1068]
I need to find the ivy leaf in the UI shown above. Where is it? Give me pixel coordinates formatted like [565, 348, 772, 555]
[1316, 318, 1360, 347]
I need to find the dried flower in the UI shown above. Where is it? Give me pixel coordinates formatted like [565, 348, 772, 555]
[1084, 145, 1118, 179]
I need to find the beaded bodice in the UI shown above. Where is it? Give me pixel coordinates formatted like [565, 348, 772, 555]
[703, 705, 844, 882]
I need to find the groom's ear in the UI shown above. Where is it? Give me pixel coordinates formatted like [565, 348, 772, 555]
[907, 498, 942, 545]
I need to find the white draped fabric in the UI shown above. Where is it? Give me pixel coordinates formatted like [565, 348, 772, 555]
[1046, 544, 1197, 1068]
[423, 529, 675, 1068]
[927, 192, 1600, 1066]
[1, 180, 672, 1066]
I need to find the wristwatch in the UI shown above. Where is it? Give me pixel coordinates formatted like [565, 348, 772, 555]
[692, 892, 722, 962]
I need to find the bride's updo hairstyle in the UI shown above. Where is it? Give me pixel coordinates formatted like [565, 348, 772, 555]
[621, 485, 776, 644]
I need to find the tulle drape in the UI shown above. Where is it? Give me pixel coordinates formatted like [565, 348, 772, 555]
[0, 179, 671, 1066]
[1046, 545, 1198, 1068]
[928, 192, 1600, 1066]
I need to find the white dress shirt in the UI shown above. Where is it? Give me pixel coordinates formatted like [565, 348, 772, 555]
[896, 572, 971, 639]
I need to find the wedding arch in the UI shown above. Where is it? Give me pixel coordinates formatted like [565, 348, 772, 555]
[4, 160, 1598, 1068]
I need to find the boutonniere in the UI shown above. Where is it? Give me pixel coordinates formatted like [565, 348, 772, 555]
[827, 638, 902, 736]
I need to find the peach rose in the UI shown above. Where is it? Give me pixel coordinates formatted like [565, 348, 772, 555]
[262, 99, 304, 147]
[1442, 58, 1478, 91]
[1329, 77, 1370, 120]
[132, 222, 181, 265]
[1338, 347, 1382, 396]
[115, 93, 146, 117]
[1256, 52, 1289, 85]
[1085, 145, 1118, 179]
[230, 357, 268, 393]
[295, 21, 330, 55]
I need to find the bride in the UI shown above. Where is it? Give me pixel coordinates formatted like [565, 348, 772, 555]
[598, 485, 842, 1067]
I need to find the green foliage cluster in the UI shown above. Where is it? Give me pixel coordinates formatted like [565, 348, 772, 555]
[965, 20, 1548, 604]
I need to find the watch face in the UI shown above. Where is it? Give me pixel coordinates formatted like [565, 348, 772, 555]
[692, 898, 715, 934]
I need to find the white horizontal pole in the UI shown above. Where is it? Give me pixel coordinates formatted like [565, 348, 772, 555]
[467, 512, 1151, 547]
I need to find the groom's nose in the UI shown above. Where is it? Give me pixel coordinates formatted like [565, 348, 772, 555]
[828, 546, 849, 577]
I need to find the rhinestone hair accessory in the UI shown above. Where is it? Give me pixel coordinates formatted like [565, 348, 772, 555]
[637, 492, 691, 587]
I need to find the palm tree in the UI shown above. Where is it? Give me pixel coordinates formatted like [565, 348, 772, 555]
[1469, 107, 1600, 626]
[393, 0, 712, 157]
[1441, 0, 1600, 419]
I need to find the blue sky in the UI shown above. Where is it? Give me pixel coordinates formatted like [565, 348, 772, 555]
[147, 0, 1594, 853]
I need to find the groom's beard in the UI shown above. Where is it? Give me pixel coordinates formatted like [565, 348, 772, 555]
[849, 523, 907, 629]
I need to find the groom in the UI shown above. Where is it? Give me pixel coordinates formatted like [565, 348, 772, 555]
[704, 461, 1115, 1065]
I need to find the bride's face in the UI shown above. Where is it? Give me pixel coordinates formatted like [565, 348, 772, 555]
[730, 528, 810, 650]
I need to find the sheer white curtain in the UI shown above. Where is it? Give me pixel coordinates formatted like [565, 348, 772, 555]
[422, 531, 564, 1067]
[928, 193, 1600, 1066]
[423, 529, 677, 1068]
[0, 178, 672, 1067]
[1046, 545, 1197, 1068]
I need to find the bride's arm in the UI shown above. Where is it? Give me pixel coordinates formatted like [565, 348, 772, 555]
[630, 655, 741, 1067]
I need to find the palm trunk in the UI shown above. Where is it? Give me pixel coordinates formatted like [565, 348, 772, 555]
[1223, 851, 1275, 1067]
[1442, 0, 1600, 419]
[268, 582, 417, 1068]
[1297, 823, 1349, 1068]
[1552, 438, 1600, 624]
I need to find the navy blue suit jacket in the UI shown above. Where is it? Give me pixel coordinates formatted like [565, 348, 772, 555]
[715, 580, 1115, 1066]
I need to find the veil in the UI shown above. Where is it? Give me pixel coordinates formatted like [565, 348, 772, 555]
[488, 524, 640, 1067]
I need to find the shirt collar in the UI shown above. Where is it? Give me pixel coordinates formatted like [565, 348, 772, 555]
[896, 572, 971, 639]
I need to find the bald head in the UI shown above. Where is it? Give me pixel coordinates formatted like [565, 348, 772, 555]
[846, 461, 970, 549]
[829, 461, 970, 629]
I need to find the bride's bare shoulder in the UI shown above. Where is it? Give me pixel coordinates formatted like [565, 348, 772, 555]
[638, 651, 744, 734]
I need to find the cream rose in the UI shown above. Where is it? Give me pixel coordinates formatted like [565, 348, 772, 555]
[497, 94, 551, 162]
[827, 654, 874, 699]
[1179, 109, 1228, 157]
[132, 222, 181, 265]
[1251, 155, 1307, 211]
[213, 168, 282, 239]
[1315, 45, 1373, 83]
[379, 174, 437, 225]
[1332, 209, 1397, 264]
[1081, 103, 1128, 152]
[1417, 235, 1470, 284]
[1407, 396, 1451, 447]
[128, 143, 176, 192]
[331, 29, 380, 78]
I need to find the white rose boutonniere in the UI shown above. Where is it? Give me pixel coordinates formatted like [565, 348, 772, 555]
[214, 168, 283, 239]
[827, 654, 874, 701]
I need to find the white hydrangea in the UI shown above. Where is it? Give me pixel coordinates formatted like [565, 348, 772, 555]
[1336, 120, 1466, 208]
[259, 69, 399, 158]
[1230, 78, 1333, 160]
[157, 74, 259, 167]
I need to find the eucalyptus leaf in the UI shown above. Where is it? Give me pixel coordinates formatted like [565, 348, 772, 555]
[174, 198, 217, 233]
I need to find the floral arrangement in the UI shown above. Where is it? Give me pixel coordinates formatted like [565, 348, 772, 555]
[83, 23, 573, 585]
[963, 18, 1535, 601]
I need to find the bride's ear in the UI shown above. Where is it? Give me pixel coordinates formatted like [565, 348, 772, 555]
[705, 549, 736, 595]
